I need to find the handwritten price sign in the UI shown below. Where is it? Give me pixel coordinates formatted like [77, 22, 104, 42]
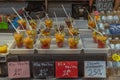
[96, 0, 113, 11]
[84, 61, 106, 78]
[32, 62, 54, 79]
[8, 61, 30, 79]
[55, 61, 78, 78]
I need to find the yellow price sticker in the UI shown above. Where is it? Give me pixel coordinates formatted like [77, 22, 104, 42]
[112, 53, 120, 62]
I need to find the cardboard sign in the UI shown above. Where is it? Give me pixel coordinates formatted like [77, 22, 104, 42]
[55, 61, 78, 78]
[84, 61, 106, 78]
[96, 0, 114, 11]
[8, 61, 30, 79]
[32, 62, 54, 79]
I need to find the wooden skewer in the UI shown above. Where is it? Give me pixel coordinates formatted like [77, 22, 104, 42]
[54, 11, 61, 34]
[23, 14, 32, 30]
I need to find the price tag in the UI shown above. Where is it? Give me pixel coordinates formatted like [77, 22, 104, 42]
[32, 62, 54, 79]
[84, 61, 106, 78]
[8, 61, 30, 79]
[96, 0, 113, 11]
[55, 61, 78, 78]
[112, 54, 120, 62]
[0, 56, 6, 62]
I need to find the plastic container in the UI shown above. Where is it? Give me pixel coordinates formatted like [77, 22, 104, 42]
[0, 22, 8, 29]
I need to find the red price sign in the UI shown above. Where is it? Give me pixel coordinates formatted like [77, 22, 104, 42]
[55, 61, 78, 78]
[8, 61, 30, 79]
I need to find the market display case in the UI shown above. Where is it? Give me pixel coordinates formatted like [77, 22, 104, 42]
[0, 19, 108, 80]
[0, 0, 120, 80]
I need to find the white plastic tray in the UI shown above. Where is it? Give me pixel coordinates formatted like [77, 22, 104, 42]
[0, 33, 13, 62]
[0, 33, 13, 55]
[79, 29, 109, 53]
[0, 33, 13, 40]
[36, 38, 82, 54]
[40, 19, 88, 29]
[9, 40, 35, 54]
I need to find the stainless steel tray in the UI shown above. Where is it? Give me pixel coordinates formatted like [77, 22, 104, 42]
[79, 29, 109, 53]
[36, 38, 82, 54]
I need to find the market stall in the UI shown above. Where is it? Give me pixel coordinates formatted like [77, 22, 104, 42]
[0, 0, 119, 80]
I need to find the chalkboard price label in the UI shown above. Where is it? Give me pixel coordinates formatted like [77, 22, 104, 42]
[32, 62, 54, 79]
[55, 61, 78, 78]
[0, 56, 6, 62]
[84, 61, 106, 78]
[8, 61, 30, 79]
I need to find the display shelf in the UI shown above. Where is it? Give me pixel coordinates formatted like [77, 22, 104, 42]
[0, 19, 108, 79]
[79, 29, 109, 53]
[82, 37, 109, 53]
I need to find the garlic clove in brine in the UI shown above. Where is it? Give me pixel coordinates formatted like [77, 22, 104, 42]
[101, 16, 107, 22]
[113, 15, 119, 23]
[115, 37, 120, 49]
[99, 23, 104, 30]
[110, 44, 115, 49]
[107, 15, 113, 23]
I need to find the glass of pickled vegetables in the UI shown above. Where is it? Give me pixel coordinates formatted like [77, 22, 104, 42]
[45, 19, 53, 28]
[41, 28, 50, 36]
[68, 37, 79, 49]
[55, 32, 65, 48]
[24, 37, 34, 49]
[17, 19, 26, 30]
[92, 31, 98, 43]
[69, 28, 79, 36]
[55, 25, 64, 33]
[65, 17, 73, 28]
[88, 19, 96, 28]
[40, 36, 52, 49]
[30, 20, 37, 29]
[14, 32, 23, 48]
[26, 29, 37, 42]
[97, 35, 107, 48]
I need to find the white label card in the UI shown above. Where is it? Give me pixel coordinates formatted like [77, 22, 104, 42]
[84, 61, 106, 78]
